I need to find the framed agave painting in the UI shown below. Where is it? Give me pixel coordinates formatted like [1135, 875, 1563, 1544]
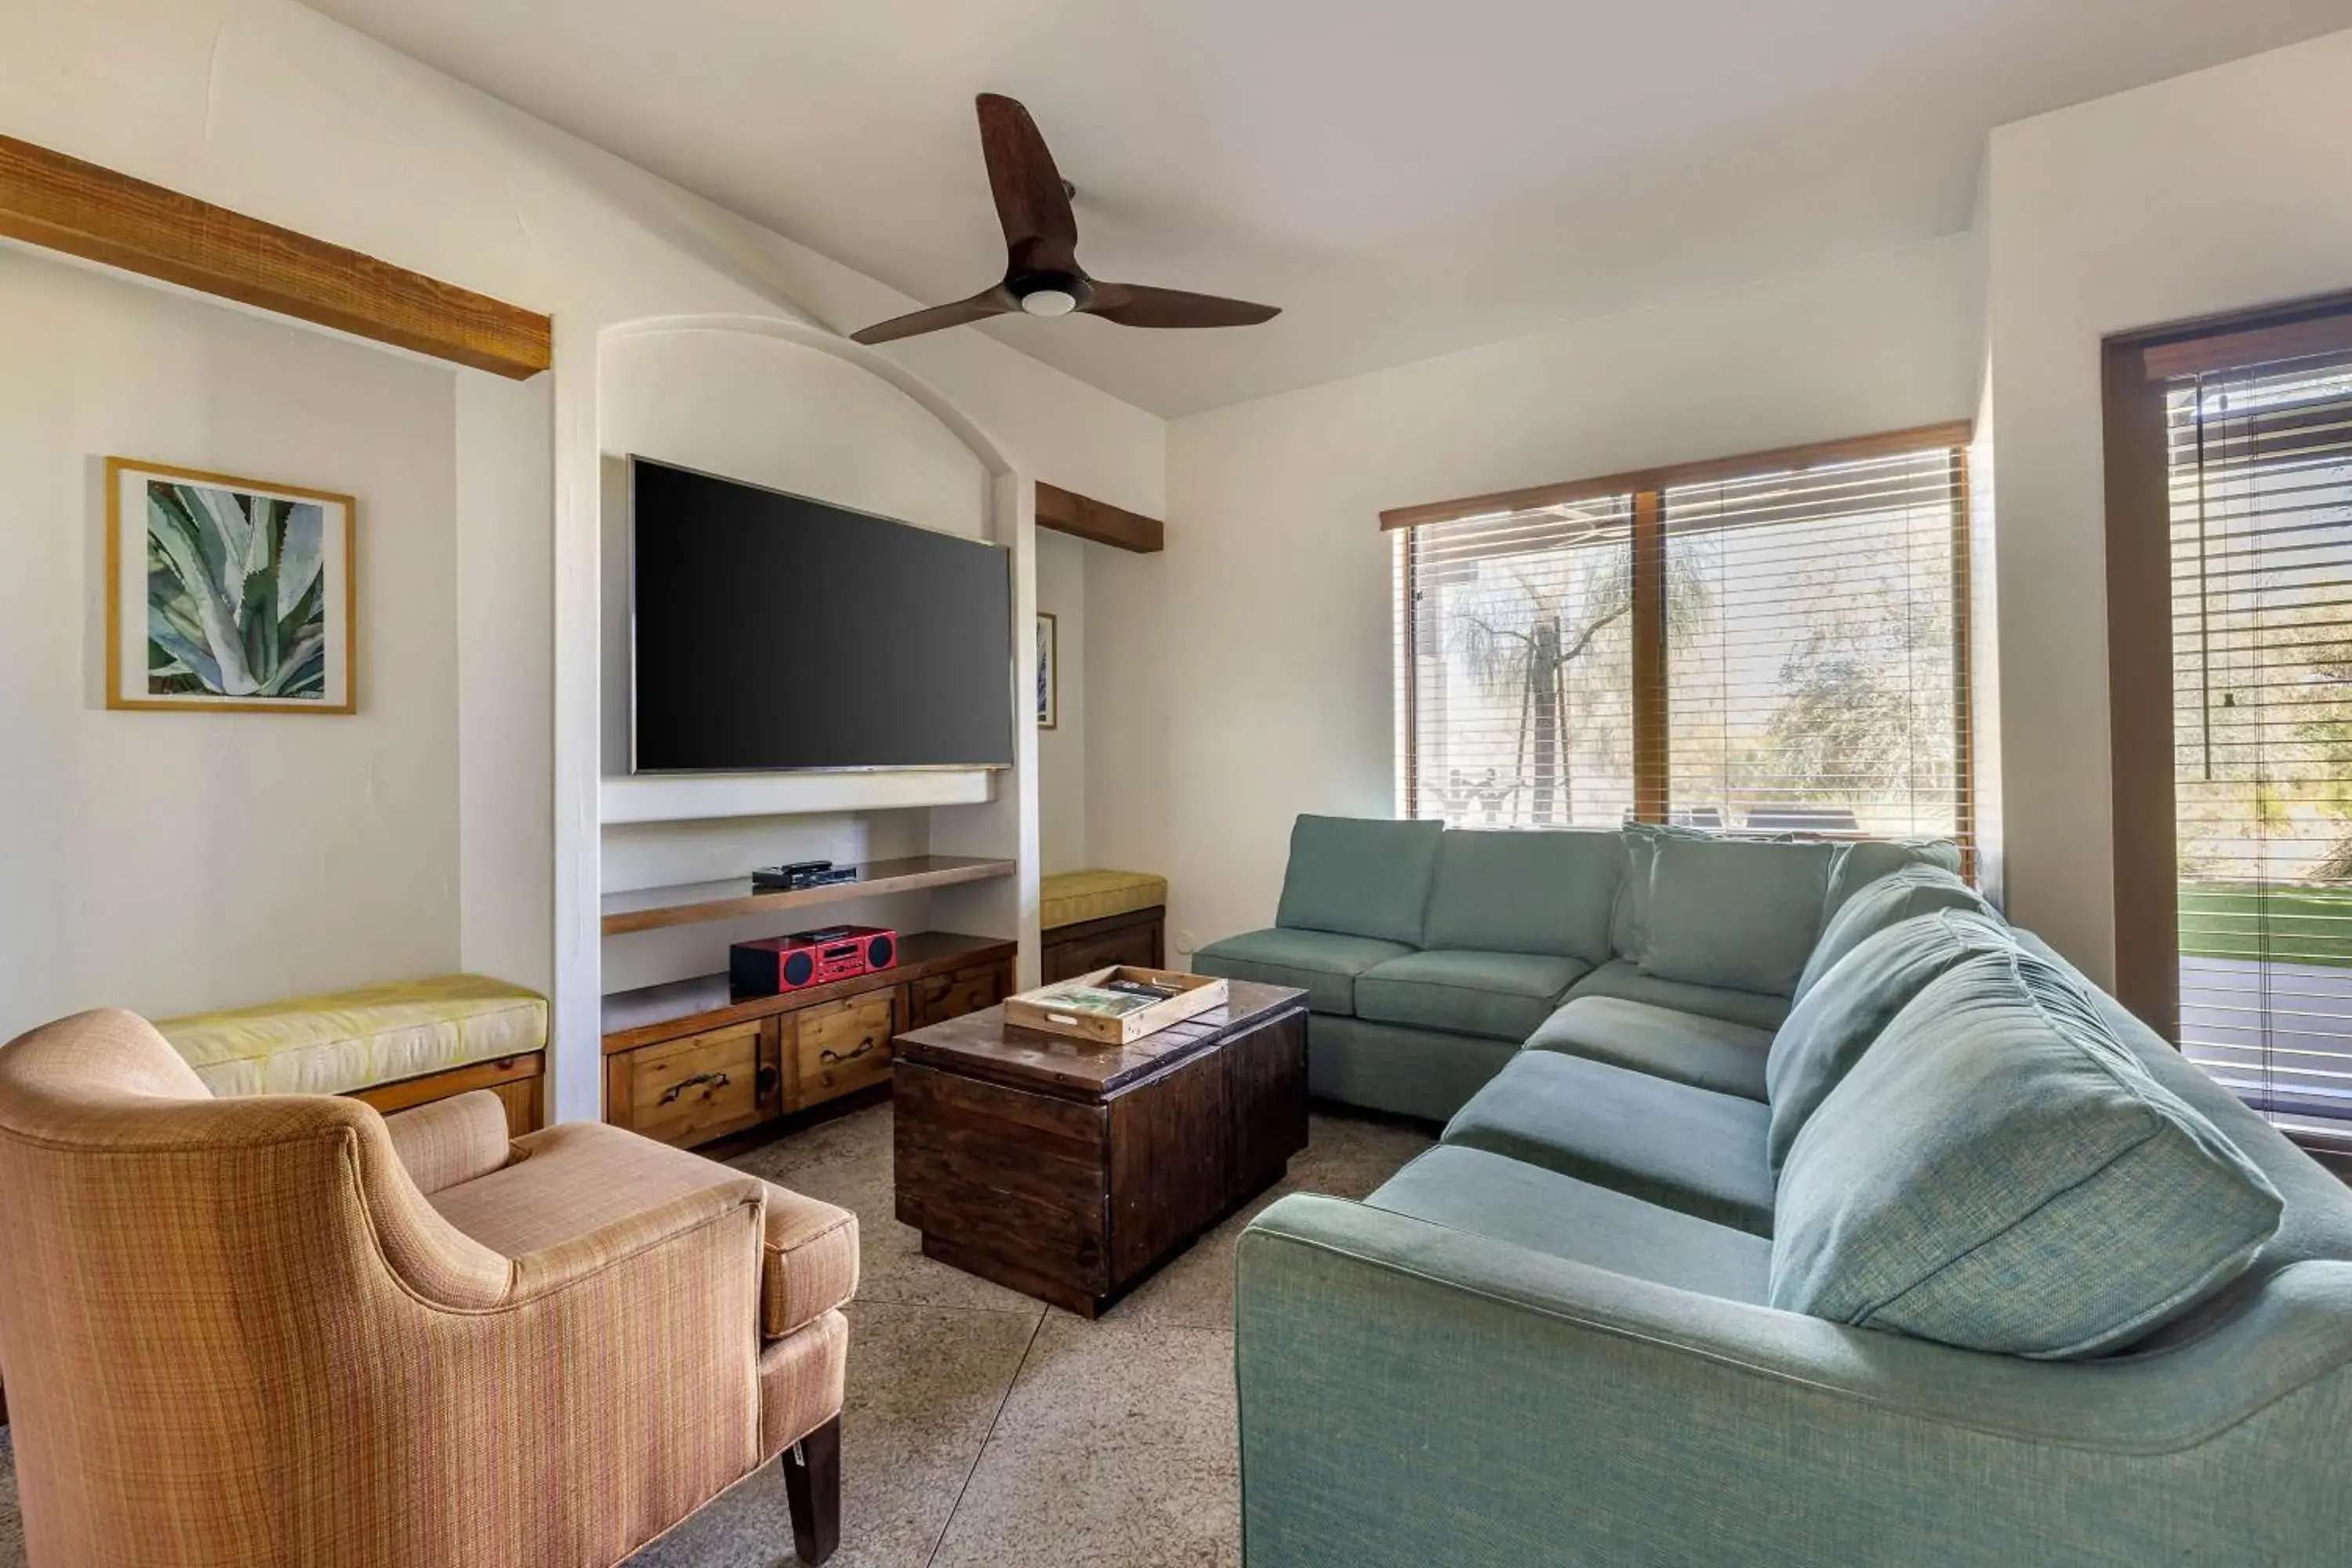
[105, 457, 356, 713]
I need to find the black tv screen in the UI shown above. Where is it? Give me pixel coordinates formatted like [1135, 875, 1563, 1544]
[630, 458, 1014, 772]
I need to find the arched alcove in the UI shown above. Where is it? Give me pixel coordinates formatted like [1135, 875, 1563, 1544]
[547, 313, 1040, 1120]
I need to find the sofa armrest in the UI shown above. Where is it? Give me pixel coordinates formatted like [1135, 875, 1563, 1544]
[381, 1089, 513, 1194]
[1236, 1194, 2352, 1567]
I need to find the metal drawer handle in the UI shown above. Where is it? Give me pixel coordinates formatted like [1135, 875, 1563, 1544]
[659, 1070, 731, 1105]
[820, 1038, 877, 1065]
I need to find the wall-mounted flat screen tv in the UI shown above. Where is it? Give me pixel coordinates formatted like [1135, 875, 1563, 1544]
[630, 457, 1014, 773]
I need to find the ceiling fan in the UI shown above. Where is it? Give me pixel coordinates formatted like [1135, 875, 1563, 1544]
[851, 94, 1281, 346]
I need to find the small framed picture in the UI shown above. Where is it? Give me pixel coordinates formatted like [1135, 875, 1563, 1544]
[1036, 611, 1058, 731]
[106, 457, 356, 713]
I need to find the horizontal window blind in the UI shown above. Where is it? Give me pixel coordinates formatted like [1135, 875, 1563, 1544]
[1396, 429, 1973, 851]
[1660, 449, 1969, 843]
[2169, 350, 2352, 1131]
[1396, 498, 1637, 827]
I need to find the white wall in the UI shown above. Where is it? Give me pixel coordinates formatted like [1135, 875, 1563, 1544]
[1091, 235, 1983, 957]
[455, 371, 554, 993]
[0, 0, 1164, 1118]
[1984, 27, 2352, 985]
[1036, 529, 1088, 875]
[0, 245, 459, 1028]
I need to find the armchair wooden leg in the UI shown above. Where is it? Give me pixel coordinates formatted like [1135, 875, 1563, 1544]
[782, 1414, 841, 1565]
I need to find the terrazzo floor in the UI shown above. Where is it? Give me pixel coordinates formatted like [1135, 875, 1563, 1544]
[0, 1105, 1431, 1568]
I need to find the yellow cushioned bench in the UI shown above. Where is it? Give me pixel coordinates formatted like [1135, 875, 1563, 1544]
[154, 974, 548, 1101]
[1040, 869, 1169, 932]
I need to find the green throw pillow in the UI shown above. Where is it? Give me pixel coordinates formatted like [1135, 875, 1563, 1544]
[1772, 949, 2283, 1358]
[1639, 835, 1837, 996]
[1274, 815, 1444, 947]
[1766, 908, 2014, 1171]
[1794, 863, 1994, 1003]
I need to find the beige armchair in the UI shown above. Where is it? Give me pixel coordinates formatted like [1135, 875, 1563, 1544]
[0, 1008, 856, 1567]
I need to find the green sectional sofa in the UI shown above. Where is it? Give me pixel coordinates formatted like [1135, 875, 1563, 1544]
[1218, 816, 2352, 1565]
[1196, 815, 1931, 1121]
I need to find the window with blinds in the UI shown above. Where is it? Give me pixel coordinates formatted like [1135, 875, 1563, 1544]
[1662, 450, 1969, 840]
[1394, 428, 1973, 849]
[2168, 350, 2352, 1131]
[1396, 498, 1638, 827]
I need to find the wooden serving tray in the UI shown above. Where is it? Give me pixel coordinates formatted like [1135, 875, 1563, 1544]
[1001, 965, 1230, 1045]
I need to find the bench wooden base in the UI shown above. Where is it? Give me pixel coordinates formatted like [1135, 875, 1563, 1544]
[347, 1051, 545, 1138]
[1041, 904, 1165, 983]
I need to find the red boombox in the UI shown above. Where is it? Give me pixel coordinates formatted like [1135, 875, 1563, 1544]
[731, 925, 898, 995]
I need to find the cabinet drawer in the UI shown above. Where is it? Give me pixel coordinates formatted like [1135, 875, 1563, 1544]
[794, 989, 897, 1104]
[909, 962, 1006, 1030]
[618, 1022, 764, 1148]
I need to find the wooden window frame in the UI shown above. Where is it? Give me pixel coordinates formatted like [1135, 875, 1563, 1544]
[1394, 423, 1976, 841]
[2103, 288, 2352, 1042]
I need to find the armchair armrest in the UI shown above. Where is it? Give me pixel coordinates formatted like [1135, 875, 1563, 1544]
[1236, 1194, 2352, 1568]
[500, 1175, 770, 1303]
[381, 1089, 513, 1195]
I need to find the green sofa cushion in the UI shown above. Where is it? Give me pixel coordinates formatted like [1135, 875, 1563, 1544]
[1304, 1015, 1517, 1123]
[1793, 862, 1994, 1003]
[1766, 909, 2015, 1171]
[1640, 834, 1838, 996]
[1824, 837, 1964, 917]
[1525, 996, 1773, 1100]
[1422, 828, 1621, 964]
[1567, 960, 1791, 1029]
[1355, 950, 1591, 1043]
[1606, 822, 1712, 960]
[1773, 949, 2285, 1357]
[1192, 927, 1416, 1015]
[1442, 1051, 1776, 1235]
[1274, 814, 1443, 946]
[1367, 1145, 1772, 1301]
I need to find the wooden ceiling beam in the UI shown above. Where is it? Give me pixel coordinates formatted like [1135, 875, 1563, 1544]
[0, 135, 550, 379]
[1036, 481, 1163, 553]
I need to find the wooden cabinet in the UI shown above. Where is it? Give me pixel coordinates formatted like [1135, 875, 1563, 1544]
[601, 932, 1014, 1150]
[607, 1020, 768, 1148]
[909, 962, 1006, 1030]
[1042, 906, 1164, 984]
[793, 990, 897, 1102]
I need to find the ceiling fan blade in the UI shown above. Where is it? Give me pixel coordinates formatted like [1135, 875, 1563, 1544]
[850, 287, 1015, 346]
[976, 94, 1079, 273]
[1085, 283, 1282, 329]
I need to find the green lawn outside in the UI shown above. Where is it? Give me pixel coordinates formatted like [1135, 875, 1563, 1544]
[2179, 880, 2352, 968]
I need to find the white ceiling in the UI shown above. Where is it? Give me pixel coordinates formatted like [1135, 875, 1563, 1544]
[307, 0, 2352, 417]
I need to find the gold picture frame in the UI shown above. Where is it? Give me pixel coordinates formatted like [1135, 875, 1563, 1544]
[105, 456, 358, 714]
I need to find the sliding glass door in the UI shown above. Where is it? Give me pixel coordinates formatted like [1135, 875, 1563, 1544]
[2169, 353, 2352, 1131]
[2109, 295, 2352, 1141]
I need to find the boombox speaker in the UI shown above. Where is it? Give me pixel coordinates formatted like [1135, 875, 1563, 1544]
[731, 924, 898, 995]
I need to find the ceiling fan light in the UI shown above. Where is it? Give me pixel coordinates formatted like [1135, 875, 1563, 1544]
[1020, 288, 1078, 318]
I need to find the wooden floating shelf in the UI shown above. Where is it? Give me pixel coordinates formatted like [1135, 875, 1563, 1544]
[601, 855, 1016, 936]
